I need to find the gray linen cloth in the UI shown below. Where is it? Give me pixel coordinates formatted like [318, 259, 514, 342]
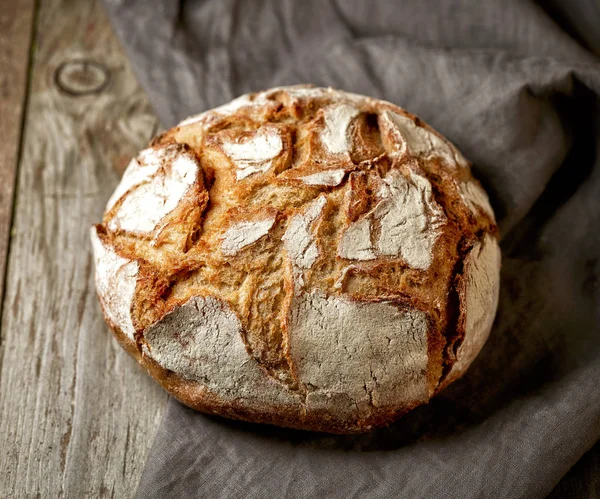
[100, 1, 600, 497]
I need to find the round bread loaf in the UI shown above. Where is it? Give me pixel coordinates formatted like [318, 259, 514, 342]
[91, 85, 500, 433]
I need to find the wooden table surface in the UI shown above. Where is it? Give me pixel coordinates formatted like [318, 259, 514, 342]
[0, 0, 168, 496]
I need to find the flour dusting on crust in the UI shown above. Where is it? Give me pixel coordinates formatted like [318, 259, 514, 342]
[145, 295, 300, 408]
[106, 146, 177, 212]
[221, 125, 283, 180]
[288, 290, 429, 417]
[108, 146, 199, 234]
[376, 170, 446, 268]
[299, 169, 346, 187]
[379, 110, 466, 167]
[282, 196, 327, 290]
[458, 180, 495, 219]
[91, 227, 138, 340]
[106, 158, 155, 212]
[339, 170, 446, 270]
[321, 104, 360, 154]
[265, 85, 330, 102]
[221, 216, 277, 256]
[338, 218, 376, 261]
[451, 235, 501, 376]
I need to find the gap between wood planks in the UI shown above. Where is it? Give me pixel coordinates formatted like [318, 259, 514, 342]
[0, 1, 38, 346]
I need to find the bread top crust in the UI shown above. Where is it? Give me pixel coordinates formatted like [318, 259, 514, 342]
[92, 85, 500, 431]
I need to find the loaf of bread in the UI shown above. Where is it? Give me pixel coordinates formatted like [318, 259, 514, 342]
[91, 85, 500, 433]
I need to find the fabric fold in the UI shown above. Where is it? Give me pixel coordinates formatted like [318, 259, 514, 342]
[99, 0, 600, 497]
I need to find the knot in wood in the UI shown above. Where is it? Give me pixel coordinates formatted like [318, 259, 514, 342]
[54, 59, 110, 96]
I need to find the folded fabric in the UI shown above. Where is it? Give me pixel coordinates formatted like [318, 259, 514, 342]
[100, 1, 600, 497]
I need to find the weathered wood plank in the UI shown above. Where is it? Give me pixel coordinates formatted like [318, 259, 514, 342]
[0, 0, 36, 310]
[0, 0, 167, 497]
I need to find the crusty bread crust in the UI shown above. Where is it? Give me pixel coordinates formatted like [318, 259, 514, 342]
[91, 85, 500, 433]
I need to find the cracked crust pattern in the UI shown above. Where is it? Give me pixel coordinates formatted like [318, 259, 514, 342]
[91, 85, 500, 433]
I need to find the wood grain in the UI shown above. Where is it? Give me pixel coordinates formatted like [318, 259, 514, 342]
[0, 0, 167, 497]
[0, 0, 36, 311]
